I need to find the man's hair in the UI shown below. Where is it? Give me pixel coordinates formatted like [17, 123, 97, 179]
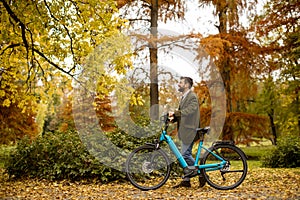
[180, 76, 193, 88]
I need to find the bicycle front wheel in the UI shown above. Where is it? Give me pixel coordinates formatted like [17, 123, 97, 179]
[200, 143, 248, 190]
[125, 144, 171, 191]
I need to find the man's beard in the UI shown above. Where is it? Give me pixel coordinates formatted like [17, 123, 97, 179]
[178, 87, 184, 92]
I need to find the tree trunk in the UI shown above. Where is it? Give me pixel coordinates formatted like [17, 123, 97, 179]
[217, 2, 232, 113]
[296, 86, 300, 136]
[268, 111, 277, 145]
[149, 0, 159, 120]
[221, 59, 232, 113]
[216, 2, 235, 141]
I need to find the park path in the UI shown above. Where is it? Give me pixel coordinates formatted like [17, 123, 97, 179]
[1, 168, 299, 199]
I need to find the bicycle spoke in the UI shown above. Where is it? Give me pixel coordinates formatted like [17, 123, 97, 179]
[201, 144, 247, 190]
[126, 145, 170, 191]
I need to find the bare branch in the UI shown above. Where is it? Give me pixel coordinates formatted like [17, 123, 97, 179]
[128, 18, 151, 22]
[0, 43, 21, 55]
[1, 0, 29, 56]
[32, 48, 72, 76]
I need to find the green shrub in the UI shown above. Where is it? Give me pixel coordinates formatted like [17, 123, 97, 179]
[5, 121, 182, 182]
[104, 126, 160, 150]
[0, 145, 15, 168]
[262, 134, 300, 168]
[5, 130, 125, 182]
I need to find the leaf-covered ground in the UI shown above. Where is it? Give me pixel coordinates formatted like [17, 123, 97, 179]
[1, 168, 299, 199]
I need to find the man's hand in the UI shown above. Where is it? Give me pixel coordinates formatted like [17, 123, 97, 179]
[168, 111, 175, 122]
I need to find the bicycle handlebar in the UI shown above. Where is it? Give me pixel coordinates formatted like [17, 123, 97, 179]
[196, 127, 210, 135]
[161, 114, 210, 137]
[161, 114, 170, 124]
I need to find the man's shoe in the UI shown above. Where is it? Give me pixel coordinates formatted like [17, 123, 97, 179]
[183, 166, 198, 178]
[173, 181, 191, 188]
[199, 174, 206, 187]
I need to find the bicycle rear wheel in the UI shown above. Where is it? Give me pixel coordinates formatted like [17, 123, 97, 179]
[125, 144, 171, 191]
[200, 143, 248, 190]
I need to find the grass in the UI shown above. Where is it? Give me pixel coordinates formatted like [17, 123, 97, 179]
[241, 145, 276, 160]
[247, 160, 262, 169]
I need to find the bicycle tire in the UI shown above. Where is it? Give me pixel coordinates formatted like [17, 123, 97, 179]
[125, 144, 171, 191]
[200, 143, 248, 190]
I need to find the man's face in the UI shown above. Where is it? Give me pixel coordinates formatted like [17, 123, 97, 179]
[178, 79, 187, 93]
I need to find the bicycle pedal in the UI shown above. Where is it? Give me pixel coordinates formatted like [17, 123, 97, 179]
[183, 166, 199, 178]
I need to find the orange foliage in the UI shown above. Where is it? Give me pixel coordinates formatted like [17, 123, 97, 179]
[200, 107, 211, 127]
[199, 32, 264, 113]
[194, 81, 212, 127]
[46, 96, 75, 133]
[194, 82, 272, 145]
[222, 112, 272, 145]
[253, 1, 300, 39]
[94, 96, 116, 132]
[46, 94, 115, 133]
[0, 101, 38, 144]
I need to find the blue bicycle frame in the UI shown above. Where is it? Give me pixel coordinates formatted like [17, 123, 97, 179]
[159, 128, 227, 172]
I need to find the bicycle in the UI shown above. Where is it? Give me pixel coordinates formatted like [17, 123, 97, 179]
[125, 114, 248, 191]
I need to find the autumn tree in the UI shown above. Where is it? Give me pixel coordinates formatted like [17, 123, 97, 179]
[190, 0, 286, 144]
[198, 0, 262, 112]
[117, 0, 185, 120]
[249, 77, 279, 145]
[0, 0, 130, 142]
[252, 0, 300, 137]
[0, 91, 38, 144]
[117, 0, 268, 143]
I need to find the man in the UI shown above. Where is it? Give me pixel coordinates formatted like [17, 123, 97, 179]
[169, 76, 206, 188]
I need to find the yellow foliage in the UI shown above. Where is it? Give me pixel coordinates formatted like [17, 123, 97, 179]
[2, 99, 11, 107]
[0, 0, 129, 143]
[130, 93, 145, 106]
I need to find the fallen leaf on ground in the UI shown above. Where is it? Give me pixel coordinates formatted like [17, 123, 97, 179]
[0, 168, 299, 199]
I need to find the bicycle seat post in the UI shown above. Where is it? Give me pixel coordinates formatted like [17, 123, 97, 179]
[194, 127, 210, 166]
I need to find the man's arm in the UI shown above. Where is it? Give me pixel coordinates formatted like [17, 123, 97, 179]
[174, 94, 199, 118]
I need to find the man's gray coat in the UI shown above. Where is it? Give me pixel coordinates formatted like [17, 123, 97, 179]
[174, 91, 200, 144]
